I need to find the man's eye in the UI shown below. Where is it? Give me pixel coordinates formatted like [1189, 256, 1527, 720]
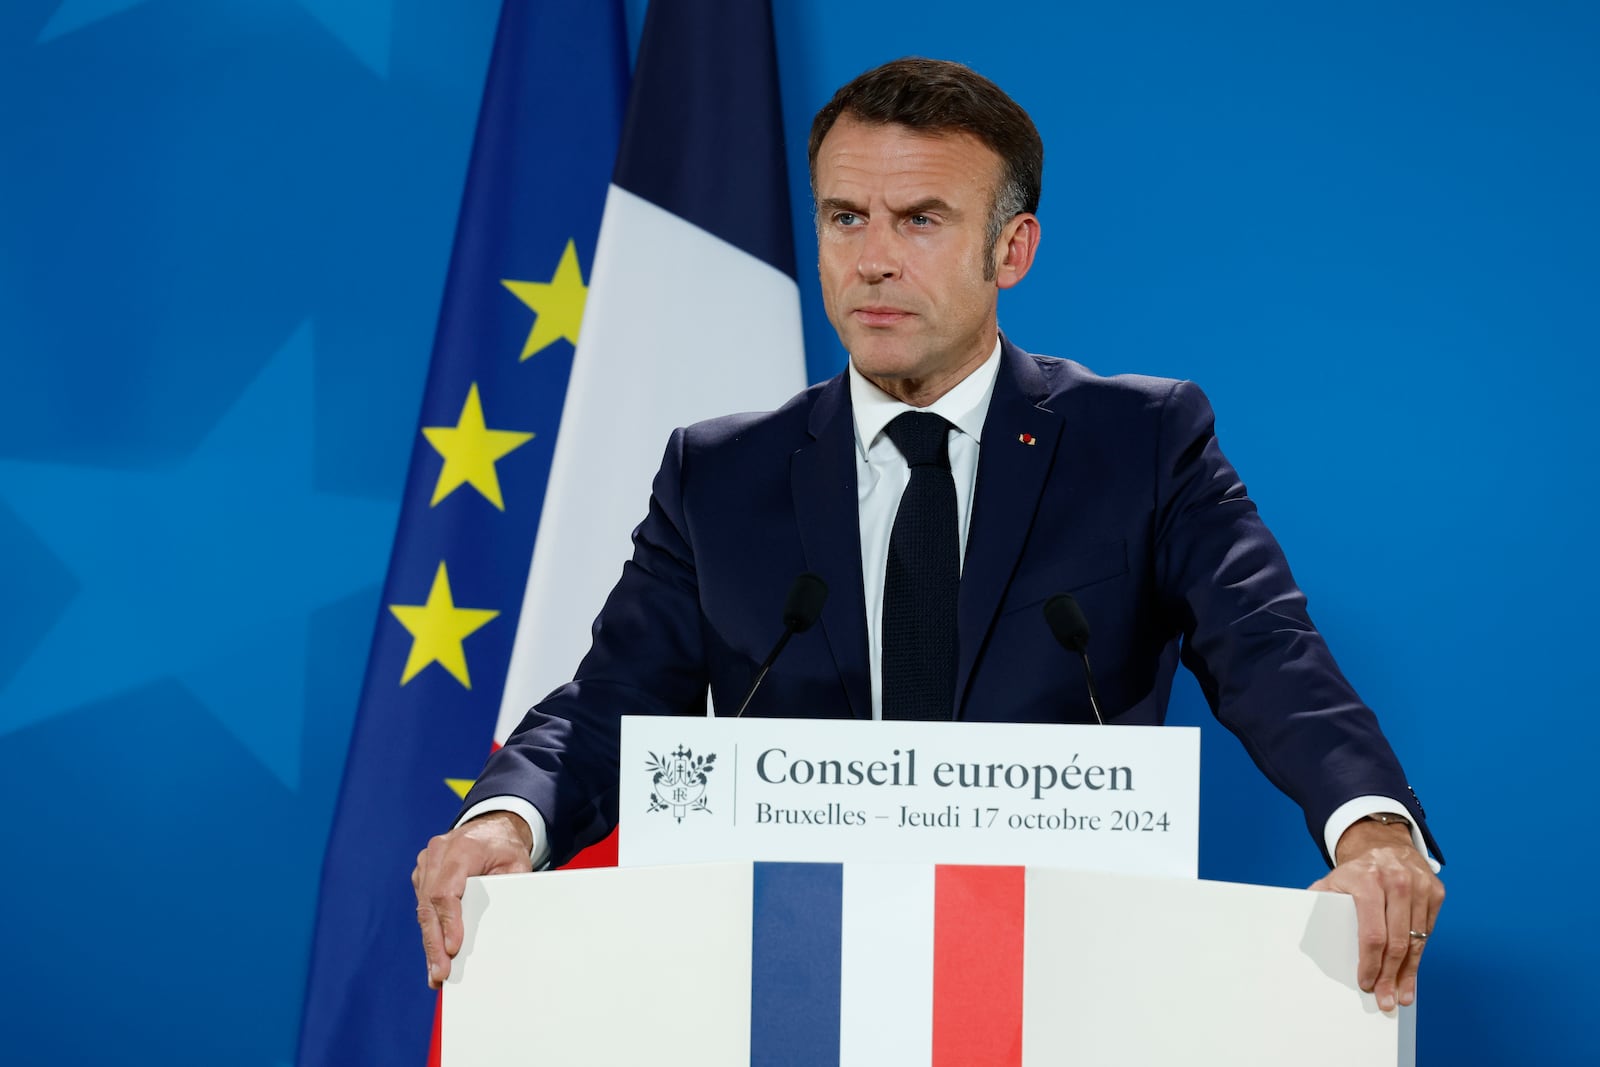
[834, 212, 860, 227]
[909, 215, 931, 226]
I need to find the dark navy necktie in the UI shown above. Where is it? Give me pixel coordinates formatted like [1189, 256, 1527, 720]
[881, 411, 959, 720]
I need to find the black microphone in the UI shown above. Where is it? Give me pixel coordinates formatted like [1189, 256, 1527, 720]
[733, 573, 829, 718]
[1043, 593, 1105, 725]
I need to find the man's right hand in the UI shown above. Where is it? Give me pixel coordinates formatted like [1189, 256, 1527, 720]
[412, 811, 534, 989]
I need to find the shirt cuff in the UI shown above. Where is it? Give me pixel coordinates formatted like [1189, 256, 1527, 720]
[455, 795, 552, 870]
[1324, 795, 1440, 873]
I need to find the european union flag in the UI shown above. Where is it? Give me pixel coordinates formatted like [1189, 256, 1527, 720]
[297, 2, 628, 1062]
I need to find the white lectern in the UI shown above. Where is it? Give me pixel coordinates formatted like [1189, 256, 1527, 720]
[443, 860, 1414, 1065]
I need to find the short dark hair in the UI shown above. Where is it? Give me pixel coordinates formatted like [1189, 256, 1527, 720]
[808, 57, 1044, 255]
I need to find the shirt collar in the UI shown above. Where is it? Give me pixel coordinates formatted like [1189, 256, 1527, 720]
[848, 336, 1003, 458]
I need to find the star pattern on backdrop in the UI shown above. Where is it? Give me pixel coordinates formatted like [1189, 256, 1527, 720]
[388, 561, 500, 688]
[501, 238, 589, 361]
[420, 383, 535, 509]
[0, 323, 396, 787]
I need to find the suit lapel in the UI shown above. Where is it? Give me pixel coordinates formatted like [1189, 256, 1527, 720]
[955, 340, 1064, 716]
[791, 375, 873, 719]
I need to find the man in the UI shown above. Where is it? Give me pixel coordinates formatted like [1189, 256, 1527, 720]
[414, 57, 1443, 1014]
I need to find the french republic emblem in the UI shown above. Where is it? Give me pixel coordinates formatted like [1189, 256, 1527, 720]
[645, 746, 716, 822]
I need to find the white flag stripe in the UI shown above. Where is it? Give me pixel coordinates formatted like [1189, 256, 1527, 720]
[496, 185, 807, 739]
[839, 863, 935, 1064]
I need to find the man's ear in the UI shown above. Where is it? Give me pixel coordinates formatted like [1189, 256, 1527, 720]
[994, 213, 1041, 290]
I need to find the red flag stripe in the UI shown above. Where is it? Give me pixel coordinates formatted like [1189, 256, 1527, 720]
[560, 827, 618, 870]
[428, 987, 443, 1067]
[932, 865, 1025, 1066]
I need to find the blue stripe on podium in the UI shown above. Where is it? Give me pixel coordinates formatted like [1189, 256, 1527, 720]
[752, 862, 843, 1065]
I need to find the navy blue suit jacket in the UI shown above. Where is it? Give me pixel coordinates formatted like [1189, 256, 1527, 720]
[465, 339, 1437, 867]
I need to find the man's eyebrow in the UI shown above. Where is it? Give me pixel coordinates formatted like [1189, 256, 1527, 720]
[898, 197, 957, 217]
[816, 196, 960, 217]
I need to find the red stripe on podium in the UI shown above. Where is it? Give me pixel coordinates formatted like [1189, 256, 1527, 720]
[932, 866, 1025, 1067]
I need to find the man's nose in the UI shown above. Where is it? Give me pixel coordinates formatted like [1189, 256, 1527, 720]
[855, 220, 901, 281]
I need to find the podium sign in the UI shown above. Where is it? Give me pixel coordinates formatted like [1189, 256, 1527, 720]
[619, 717, 1199, 876]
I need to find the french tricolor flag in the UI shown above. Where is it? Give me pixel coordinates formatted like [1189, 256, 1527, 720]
[757, 863, 1027, 1064]
[494, 0, 807, 758]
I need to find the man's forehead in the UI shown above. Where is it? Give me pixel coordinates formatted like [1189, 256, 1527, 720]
[814, 117, 1001, 194]
[818, 115, 993, 157]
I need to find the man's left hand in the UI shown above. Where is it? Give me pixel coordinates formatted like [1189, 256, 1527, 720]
[1309, 818, 1444, 1012]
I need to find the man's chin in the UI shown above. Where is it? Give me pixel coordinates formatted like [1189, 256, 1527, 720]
[844, 335, 924, 372]
[848, 352, 923, 383]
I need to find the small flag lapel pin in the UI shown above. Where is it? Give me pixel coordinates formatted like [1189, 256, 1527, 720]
[1018, 432, 1036, 446]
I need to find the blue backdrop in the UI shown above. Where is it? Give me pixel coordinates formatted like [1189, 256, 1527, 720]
[1, 1, 1593, 1063]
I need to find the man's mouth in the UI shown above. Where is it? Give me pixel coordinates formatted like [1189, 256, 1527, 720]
[852, 306, 913, 326]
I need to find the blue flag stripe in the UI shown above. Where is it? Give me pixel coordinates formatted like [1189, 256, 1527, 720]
[752, 862, 844, 1066]
[612, 0, 797, 279]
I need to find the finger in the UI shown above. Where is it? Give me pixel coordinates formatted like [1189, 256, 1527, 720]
[434, 884, 465, 957]
[417, 898, 447, 988]
[414, 841, 454, 988]
[1344, 873, 1387, 997]
[1373, 869, 1413, 1012]
[1401, 872, 1445, 1006]
[1425, 874, 1446, 941]
[427, 838, 484, 966]
[1397, 891, 1430, 1007]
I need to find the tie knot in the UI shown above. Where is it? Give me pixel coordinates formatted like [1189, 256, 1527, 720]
[886, 411, 952, 469]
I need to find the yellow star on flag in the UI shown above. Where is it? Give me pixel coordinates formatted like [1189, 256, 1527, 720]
[445, 777, 475, 800]
[388, 562, 500, 688]
[421, 383, 534, 509]
[502, 238, 588, 361]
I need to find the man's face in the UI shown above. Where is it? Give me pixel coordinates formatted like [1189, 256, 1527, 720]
[813, 116, 1037, 405]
